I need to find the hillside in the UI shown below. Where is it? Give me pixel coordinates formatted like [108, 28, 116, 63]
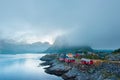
[45, 38, 93, 53]
[113, 48, 120, 54]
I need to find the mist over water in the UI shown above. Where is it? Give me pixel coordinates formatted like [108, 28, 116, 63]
[0, 54, 62, 80]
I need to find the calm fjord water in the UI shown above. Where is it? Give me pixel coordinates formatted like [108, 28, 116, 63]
[0, 53, 63, 80]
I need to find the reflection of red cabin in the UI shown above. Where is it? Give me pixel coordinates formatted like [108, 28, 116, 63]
[65, 58, 75, 63]
[81, 58, 93, 65]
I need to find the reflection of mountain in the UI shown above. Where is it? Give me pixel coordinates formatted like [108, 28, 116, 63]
[45, 38, 93, 53]
[0, 40, 50, 54]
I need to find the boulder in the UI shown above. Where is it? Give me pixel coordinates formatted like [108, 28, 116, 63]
[62, 67, 79, 80]
[45, 63, 71, 76]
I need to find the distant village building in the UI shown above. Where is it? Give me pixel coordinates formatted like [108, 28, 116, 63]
[65, 53, 75, 63]
[66, 53, 74, 58]
[59, 54, 66, 61]
[75, 53, 80, 57]
[65, 57, 75, 63]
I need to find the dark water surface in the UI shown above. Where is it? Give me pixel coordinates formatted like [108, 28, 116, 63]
[0, 53, 63, 80]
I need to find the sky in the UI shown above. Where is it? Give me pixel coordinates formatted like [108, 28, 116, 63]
[0, 0, 120, 49]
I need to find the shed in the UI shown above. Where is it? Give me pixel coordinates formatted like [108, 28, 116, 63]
[65, 57, 75, 63]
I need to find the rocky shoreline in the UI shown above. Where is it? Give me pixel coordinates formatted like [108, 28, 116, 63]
[40, 54, 120, 80]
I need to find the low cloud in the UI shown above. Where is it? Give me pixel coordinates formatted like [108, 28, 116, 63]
[0, 0, 120, 49]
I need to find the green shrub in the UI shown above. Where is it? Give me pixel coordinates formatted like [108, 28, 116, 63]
[83, 54, 100, 59]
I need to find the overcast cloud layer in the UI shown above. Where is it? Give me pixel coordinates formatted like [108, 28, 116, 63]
[0, 0, 120, 49]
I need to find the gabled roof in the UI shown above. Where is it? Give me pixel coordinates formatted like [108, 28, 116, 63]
[81, 58, 91, 62]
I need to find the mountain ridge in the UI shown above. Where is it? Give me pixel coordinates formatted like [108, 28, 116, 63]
[0, 40, 51, 54]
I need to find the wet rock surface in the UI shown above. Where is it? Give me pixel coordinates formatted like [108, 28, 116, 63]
[101, 62, 120, 77]
[45, 63, 71, 76]
[62, 67, 78, 80]
[106, 54, 120, 61]
[40, 61, 52, 66]
[40, 54, 57, 61]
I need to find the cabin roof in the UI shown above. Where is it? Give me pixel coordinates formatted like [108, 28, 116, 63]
[81, 58, 91, 62]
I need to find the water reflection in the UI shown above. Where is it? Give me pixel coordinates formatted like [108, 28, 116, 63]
[0, 54, 63, 80]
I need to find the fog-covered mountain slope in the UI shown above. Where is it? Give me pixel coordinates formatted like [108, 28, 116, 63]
[0, 40, 50, 54]
[45, 37, 93, 53]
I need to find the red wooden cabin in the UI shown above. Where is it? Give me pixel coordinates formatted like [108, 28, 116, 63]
[75, 53, 80, 57]
[81, 58, 93, 65]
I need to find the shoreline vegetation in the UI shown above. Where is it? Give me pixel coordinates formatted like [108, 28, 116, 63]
[40, 49, 120, 80]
